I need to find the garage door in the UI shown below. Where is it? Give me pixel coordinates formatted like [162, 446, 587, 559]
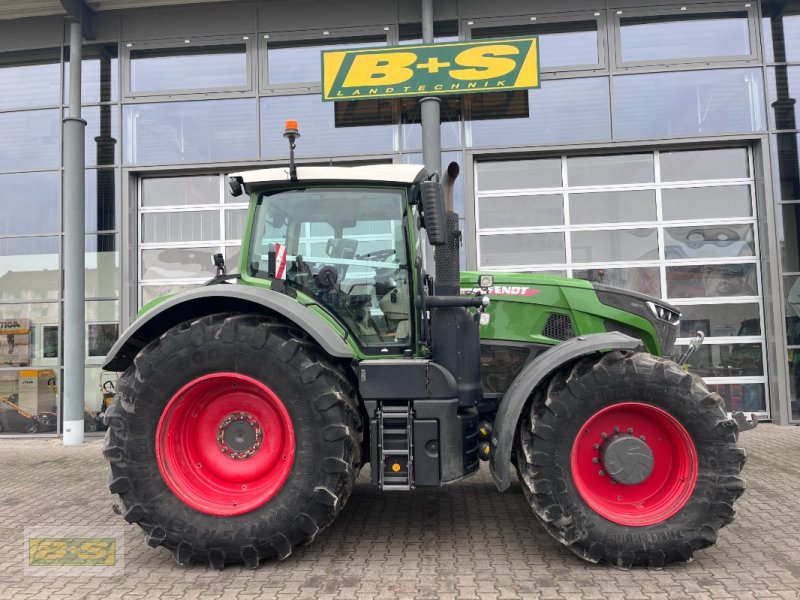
[475, 148, 768, 416]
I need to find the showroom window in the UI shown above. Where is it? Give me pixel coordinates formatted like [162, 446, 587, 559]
[261, 30, 388, 91]
[612, 68, 766, 140]
[138, 174, 246, 306]
[123, 98, 258, 165]
[123, 38, 252, 97]
[616, 9, 754, 65]
[765, 0, 800, 421]
[475, 148, 767, 415]
[469, 17, 604, 72]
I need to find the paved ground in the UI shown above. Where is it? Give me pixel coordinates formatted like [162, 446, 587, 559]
[0, 424, 799, 600]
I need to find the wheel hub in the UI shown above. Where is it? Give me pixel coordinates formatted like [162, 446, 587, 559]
[600, 434, 654, 485]
[570, 402, 698, 526]
[156, 373, 295, 516]
[218, 412, 263, 459]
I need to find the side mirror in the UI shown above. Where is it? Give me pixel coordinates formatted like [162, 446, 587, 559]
[419, 181, 447, 246]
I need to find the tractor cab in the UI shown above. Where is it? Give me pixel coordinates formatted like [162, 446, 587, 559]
[235, 168, 426, 355]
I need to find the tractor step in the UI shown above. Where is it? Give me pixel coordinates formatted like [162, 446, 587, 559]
[378, 403, 413, 490]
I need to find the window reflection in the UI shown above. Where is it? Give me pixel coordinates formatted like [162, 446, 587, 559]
[664, 224, 755, 260]
[762, 1, 800, 63]
[0, 48, 60, 110]
[141, 176, 219, 207]
[573, 267, 660, 296]
[141, 212, 220, 244]
[478, 159, 562, 191]
[773, 134, 800, 201]
[0, 303, 59, 367]
[568, 153, 653, 186]
[571, 229, 658, 263]
[398, 21, 459, 45]
[706, 382, 765, 412]
[767, 66, 799, 130]
[471, 21, 599, 69]
[666, 263, 757, 298]
[480, 232, 565, 266]
[678, 303, 760, 337]
[479, 195, 563, 229]
[123, 99, 257, 164]
[85, 234, 119, 299]
[620, 12, 750, 62]
[64, 44, 118, 104]
[0, 237, 60, 301]
[260, 95, 395, 159]
[679, 344, 763, 377]
[784, 275, 800, 338]
[224, 210, 247, 240]
[787, 354, 800, 419]
[77, 105, 118, 167]
[570, 190, 656, 224]
[0, 366, 59, 433]
[613, 69, 766, 139]
[141, 283, 198, 306]
[267, 37, 385, 85]
[334, 98, 394, 128]
[0, 172, 59, 236]
[663, 186, 752, 221]
[129, 43, 247, 93]
[660, 148, 749, 181]
[141, 247, 218, 280]
[0, 109, 60, 171]
[468, 78, 610, 147]
[401, 96, 462, 151]
[86, 169, 118, 233]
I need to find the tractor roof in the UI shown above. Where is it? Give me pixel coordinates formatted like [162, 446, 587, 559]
[230, 164, 429, 187]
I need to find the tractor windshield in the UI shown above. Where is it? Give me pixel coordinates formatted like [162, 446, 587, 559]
[249, 186, 412, 353]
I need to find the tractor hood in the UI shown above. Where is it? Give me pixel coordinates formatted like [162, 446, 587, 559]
[460, 271, 680, 357]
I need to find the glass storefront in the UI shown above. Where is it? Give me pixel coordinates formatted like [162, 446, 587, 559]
[476, 148, 768, 414]
[1, 0, 799, 427]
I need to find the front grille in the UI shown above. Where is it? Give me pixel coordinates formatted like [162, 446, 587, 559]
[543, 313, 574, 341]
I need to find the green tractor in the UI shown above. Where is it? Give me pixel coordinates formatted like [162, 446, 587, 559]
[102, 123, 744, 570]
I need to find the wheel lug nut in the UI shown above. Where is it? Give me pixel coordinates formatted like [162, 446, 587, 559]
[627, 427, 634, 434]
[613, 426, 620, 433]
[592, 443, 599, 450]
[592, 457, 599, 463]
[598, 470, 605, 476]
[640, 435, 646, 441]
[600, 432, 607, 439]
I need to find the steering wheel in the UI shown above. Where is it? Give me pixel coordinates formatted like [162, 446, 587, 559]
[357, 248, 396, 262]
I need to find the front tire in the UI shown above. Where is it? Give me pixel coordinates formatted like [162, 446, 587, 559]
[516, 350, 745, 568]
[103, 313, 360, 569]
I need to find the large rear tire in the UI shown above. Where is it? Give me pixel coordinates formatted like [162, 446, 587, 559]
[516, 350, 745, 568]
[103, 313, 361, 568]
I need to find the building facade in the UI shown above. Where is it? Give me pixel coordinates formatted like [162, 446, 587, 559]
[0, 0, 799, 435]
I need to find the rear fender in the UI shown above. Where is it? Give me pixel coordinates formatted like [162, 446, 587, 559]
[489, 332, 643, 492]
[103, 286, 353, 371]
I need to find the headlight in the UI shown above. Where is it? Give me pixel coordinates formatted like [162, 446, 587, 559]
[646, 301, 680, 325]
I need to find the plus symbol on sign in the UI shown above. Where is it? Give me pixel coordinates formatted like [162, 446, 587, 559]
[416, 57, 451, 73]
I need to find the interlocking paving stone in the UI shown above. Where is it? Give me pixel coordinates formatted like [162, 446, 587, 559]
[0, 425, 799, 599]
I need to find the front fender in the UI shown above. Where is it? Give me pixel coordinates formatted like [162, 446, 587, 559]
[489, 332, 643, 492]
[103, 285, 353, 371]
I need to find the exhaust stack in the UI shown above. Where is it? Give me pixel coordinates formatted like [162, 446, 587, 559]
[435, 161, 462, 296]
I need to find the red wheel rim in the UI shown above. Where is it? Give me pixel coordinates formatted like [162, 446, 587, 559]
[570, 402, 697, 526]
[156, 373, 295, 516]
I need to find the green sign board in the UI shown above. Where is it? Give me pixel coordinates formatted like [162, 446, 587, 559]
[321, 37, 539, 102]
